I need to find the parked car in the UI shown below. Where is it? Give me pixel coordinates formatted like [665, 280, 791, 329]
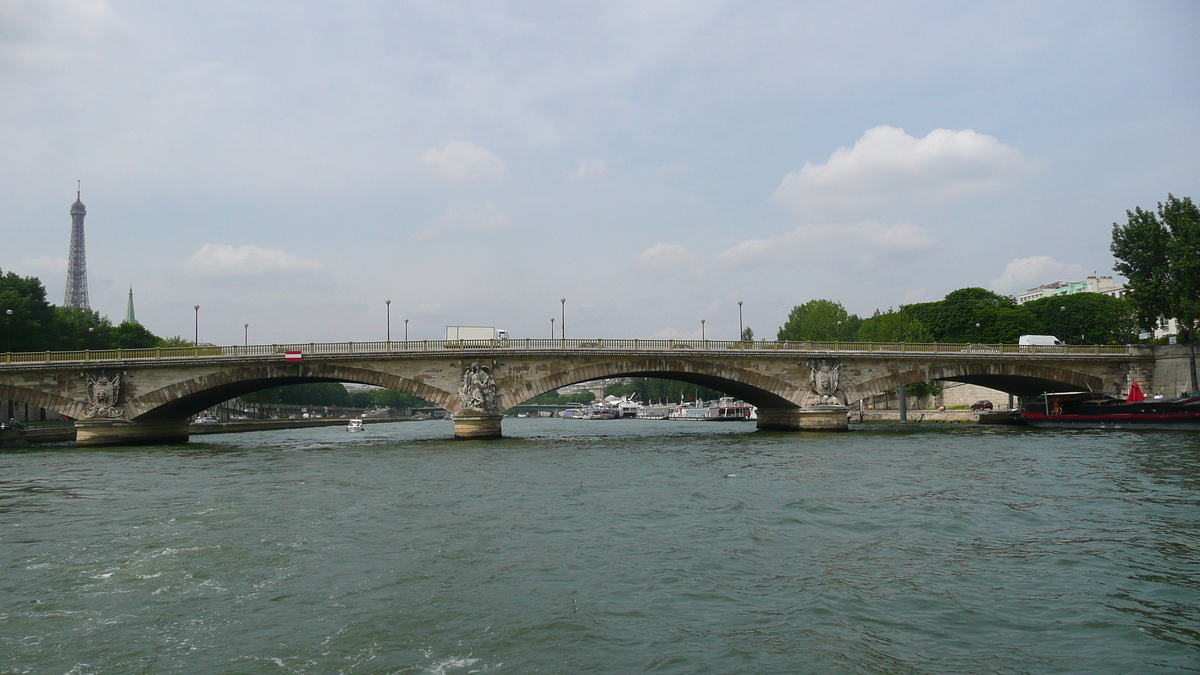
[970, 400, 994, 411]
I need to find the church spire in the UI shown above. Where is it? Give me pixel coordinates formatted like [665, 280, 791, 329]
[125, 286, 137, 324]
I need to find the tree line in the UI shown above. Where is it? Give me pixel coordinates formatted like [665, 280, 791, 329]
[776, 288, 1137, 346]
[1, 269, 188, 352]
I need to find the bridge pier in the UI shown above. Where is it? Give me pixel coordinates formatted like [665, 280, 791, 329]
[75, 418, 190, 447]
[756, 406, 849, 432]
[453, 413, 503, 440]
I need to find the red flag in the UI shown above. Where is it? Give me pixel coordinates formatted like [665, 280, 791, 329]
[1126, 381, 1145, 403]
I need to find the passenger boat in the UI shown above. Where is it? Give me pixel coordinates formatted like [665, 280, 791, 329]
[346, 418, 365, 432]
[1019, 389, 1200, 430]
[614, 396, 643, 419]
[581, 406, 619, 420]
[668, 397, 756, 421]
[709, 397, 755, 421]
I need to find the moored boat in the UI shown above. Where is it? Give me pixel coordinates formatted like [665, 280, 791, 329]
[347, 418, 365, 432]
[1019, 390, 1200, 430]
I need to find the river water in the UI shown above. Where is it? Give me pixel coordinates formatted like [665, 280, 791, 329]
[2, 420, 1198, 674]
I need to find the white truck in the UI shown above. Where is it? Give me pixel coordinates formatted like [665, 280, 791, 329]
[444, 326, 508, 341]
[1019, 334, 1064, 348]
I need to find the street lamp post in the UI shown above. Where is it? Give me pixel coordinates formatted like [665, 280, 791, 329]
[404, 318, 409, 342]
[193, 305, 200, 346]
[551, 317, 555, 339]
[738, 301, 743, 341]
[560, 298, 566, 340]
[4, 309, 11, 353]
[836, 320, 842, 342]
[386, 300, 391, 342]
[244, 323, 249, 347]
[1060, 306, 1067, 344]
[975, 322, 981, 343]
[701, 319, 706, 341]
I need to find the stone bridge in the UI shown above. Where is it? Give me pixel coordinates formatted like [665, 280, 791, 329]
[0, 339, 1154, 445]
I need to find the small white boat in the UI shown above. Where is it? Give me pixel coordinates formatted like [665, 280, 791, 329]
[347, 418, 365, 432]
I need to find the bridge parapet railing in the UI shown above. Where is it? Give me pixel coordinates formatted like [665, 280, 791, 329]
[0, 340, 1134, 365]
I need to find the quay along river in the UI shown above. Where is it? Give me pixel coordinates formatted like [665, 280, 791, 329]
[1, 419, 1198, 673]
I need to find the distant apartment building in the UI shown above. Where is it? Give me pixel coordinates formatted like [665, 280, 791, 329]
[1016, 274, 1126, 305]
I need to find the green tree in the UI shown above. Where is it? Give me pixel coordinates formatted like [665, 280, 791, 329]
[158, 335, 194, 347]
[777, 299, 857, 341]
[1112, 194, 1200, 392]
[1022, 294, 1136, 345]
[112, 321, 163, 349]
[905, 288, 1020, 343]
[0, 269, 59, 352]
[740, 326, 754, 341]
[48, 306, 114, 351]
[853, 308, 934, 343]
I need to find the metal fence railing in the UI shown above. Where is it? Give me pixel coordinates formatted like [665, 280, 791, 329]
[0, 339, 1135, 366]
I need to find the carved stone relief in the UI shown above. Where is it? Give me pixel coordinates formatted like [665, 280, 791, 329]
[458, 361, 499, 413]
[83, 370, 124, 419]
[806, 358, 845, 407]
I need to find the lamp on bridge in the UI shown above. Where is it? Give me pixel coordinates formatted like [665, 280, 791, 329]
[244, 323, 249, 347]
[738, 301, 743, 340]
[404, 318, 409, 342]
[386, 300, 392, 342]
[551, 317, 555, 339]
[701, 319, 706, 341]
[193, 305, 200, 346]
[560, 298, 566, 340]
[5, 308, 11, 353]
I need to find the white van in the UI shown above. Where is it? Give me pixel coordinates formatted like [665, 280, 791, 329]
[1019, 335, 1063, 348]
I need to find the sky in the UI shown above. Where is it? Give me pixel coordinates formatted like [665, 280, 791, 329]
[1, 1, 1197, 345]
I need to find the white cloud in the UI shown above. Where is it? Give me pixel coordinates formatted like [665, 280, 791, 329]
[715, 221, 935, 268]
[772, 126, 1038, 219]
[636, 242, 704, 276]
[412, 201, 512, 240]
[184, 244, 324, 278]
[420, 141, 507, 182]
[990, 255, 1083, 293]
[569, 158, 608, 181]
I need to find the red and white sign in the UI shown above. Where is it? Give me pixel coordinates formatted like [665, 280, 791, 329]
[284, 351, 302, 362]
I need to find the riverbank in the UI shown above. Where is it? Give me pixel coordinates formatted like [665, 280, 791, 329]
[853, 409, 985, 423]
[4, 417, 419, 445]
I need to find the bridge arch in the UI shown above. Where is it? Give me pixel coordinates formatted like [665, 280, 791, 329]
[502, 357, 805, 410]
[845, 361, 1106, 404]
[0, 382, 85, 420]
[126, 363, 455, 420]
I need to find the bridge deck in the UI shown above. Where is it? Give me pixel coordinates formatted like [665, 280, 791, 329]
[1, 339, 1135, 367]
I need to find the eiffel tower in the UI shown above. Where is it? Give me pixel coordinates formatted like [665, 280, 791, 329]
[64, 182, 90, 309]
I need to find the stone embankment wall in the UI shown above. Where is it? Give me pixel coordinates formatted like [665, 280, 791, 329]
[1150, 345, 1198, 396]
